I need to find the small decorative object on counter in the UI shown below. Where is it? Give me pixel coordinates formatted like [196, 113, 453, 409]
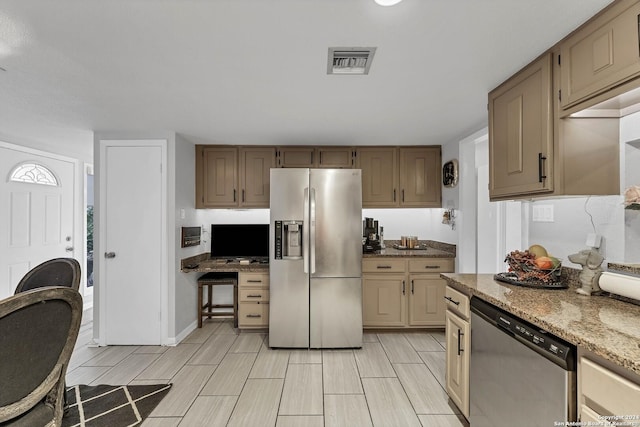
[568, 248, 604, 295]
[496, 248, 565, 288]
[624, 185, 640, 210]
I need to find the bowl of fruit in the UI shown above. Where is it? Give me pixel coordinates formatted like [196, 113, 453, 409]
[497, 244, 566, 288]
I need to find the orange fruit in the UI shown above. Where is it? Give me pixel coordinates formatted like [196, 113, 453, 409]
[535, 256, 553, 270]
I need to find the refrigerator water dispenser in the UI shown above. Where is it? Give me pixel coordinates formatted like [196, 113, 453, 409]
[274, 220, 303, 259]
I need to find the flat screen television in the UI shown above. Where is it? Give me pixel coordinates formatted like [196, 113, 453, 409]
[210, 224, 269, 259]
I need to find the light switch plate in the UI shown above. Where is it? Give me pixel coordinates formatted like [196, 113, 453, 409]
[532, 205, 554, 222]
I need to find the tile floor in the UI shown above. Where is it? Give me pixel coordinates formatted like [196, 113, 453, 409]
[67, 312, 468, 427]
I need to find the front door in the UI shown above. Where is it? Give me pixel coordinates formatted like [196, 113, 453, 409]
[0, 144, 76, 298]
[101, 141, 164, 345]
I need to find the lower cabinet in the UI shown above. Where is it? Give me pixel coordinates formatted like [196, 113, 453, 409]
[409, 275, 447, 326]
[579, 355, 640, 423]
[237, 271, 269, 329]
[445, 310, 470, 418]
[362, 274, 406, 327]
[445, 285, 470, 419]
[362, 257, 454, 328]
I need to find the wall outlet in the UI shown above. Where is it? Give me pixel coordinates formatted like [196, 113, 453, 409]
[586, 233, 602, 248]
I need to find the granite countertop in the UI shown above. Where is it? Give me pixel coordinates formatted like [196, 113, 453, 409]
[182, 240, 456, 272]
[441, 273, 640, 376]
[364, 240, 456, 258]
[181, 253, 269, 273]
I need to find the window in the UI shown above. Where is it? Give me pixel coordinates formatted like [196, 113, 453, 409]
[9, 163, 59, 186]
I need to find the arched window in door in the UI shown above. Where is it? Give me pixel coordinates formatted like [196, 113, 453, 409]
[9, 162, 59, 186]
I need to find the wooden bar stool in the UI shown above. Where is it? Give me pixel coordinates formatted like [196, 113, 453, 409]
[197, 273, 238, 328]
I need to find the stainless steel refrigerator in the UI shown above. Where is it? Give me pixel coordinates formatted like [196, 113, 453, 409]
[269, 168, 363, 349]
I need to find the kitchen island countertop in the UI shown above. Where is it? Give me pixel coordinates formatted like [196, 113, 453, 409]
[442, 273, 640, 376]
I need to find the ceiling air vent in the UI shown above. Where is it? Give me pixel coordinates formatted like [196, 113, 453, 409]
[327, 47, 377, 75]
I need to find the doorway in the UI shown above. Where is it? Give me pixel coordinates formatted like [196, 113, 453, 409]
[0, 142, 79, 299]
[84, 164, 94, 304]
[458, 131, 524, 273]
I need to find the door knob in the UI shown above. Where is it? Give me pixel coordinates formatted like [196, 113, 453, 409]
[65, 247, 74, 252]
[104, 252, 116, 259]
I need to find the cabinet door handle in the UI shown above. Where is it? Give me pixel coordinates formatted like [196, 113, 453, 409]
[424, 265, 440, 269]
[538, 153, 547, 183]
[233, 189, 237, 202]
[457, 329, 464, 355]
[411, 279, 414, 294]
[242, 189, 245, 202]
[444, 296, 460, 306]
[393, 189, 396, 202]
[402, 280, 405, 295]
[247, 280, 263, 283]
[402, 189, 405, 202]
[376, 265, 392, 269]
[247, 314, 262, 318]
[247, 294, 262, 298]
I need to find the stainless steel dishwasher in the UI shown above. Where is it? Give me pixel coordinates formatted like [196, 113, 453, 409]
[470, 297, 576, 427]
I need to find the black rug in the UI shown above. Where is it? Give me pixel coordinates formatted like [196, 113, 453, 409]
[63, 384, 172, 427]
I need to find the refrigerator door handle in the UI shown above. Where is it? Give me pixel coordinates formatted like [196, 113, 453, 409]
[310, 187, 316, 274]
[303, 187, 310, 274]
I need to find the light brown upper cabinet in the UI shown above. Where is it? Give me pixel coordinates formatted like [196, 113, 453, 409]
[196, 145, 275, 208]
[559, 0, 640, 111]
[489, 51, 620, 201]
[316, 147, 354, 168]
[276, 147, 316, 167]
[196, 145, 238, 208]
[197, 144, 442, 208]
[489, 54, 554, 199]
[239, 147, 276, 207]
[357, 146, 442, 208]
[356, 147, 399, 207]
[399, 147, 441, 207]
[276, 146, 354, 168]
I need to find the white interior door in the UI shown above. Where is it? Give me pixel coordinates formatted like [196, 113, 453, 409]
[102, 142, 164, 345]
[0, 145, 76, 298]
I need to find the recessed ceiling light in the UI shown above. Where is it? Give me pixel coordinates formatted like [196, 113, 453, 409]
[374, 0, 403, 6]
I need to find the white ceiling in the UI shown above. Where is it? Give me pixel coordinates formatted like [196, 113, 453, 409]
[0, 0, 614, 160]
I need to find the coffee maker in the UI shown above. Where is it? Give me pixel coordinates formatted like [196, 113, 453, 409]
[363, 217, 381, 253]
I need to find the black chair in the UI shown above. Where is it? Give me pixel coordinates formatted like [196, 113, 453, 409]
[14, 258, 81, 294]
[0, 287, 82, 426]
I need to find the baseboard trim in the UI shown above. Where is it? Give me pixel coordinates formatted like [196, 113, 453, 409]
[172, 320, 198, 345]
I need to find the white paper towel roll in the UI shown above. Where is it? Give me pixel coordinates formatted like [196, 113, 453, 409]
[598, 272, 640, 301]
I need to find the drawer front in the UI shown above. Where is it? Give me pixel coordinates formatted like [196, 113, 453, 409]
[408, 258, 454, 273]
[238, 302, 269, 327]
[239, 272, 270, 288]
[581, 357, 640, 414]
[239, 289, 270, 302]
[444, 286, 470, 320]
[362, 258, 406, 273]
